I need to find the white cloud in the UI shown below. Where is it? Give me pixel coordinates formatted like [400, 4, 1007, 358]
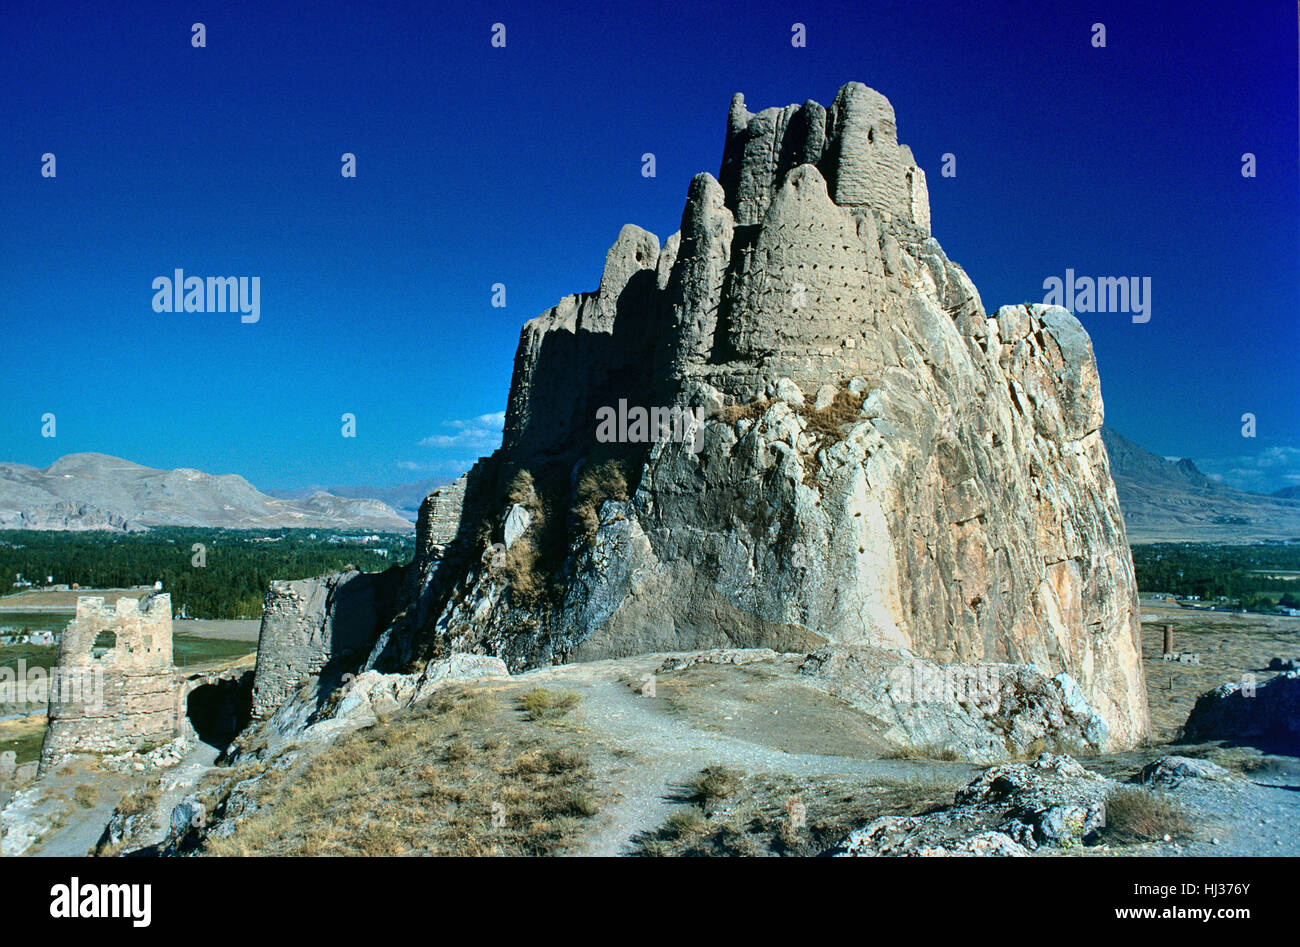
[1197, 445, 1300, 495]
[418, 412, 505, 451]
[397, 458, 477, 476]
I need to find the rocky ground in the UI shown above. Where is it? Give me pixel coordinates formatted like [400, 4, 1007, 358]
[1139, 602, 1299, 738]
[1, 736, 226, 856]
[4, 611, 1297, 858]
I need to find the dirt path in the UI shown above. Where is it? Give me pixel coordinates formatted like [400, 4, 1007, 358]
[503, 652, 1300, 857]
[510, 655, 979, 857]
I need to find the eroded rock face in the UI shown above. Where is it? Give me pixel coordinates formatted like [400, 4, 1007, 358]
[247, 82, 1149, 753]
[797, 645, 1109, 763]
[390, 82, 1147, 749]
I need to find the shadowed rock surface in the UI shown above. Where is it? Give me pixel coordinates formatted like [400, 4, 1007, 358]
[1181, 670, 1300, 753]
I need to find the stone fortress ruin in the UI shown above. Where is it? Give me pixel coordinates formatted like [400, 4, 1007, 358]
[241, 82, 1150, 756]
[34, 592, 251, 775]
[38, 594, 180, 772]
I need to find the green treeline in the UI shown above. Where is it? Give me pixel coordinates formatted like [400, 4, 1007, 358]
[1132, 542, 1300, 611]
[0, 528, 414, 619]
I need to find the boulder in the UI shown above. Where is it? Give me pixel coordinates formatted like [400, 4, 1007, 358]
[833, 753, 1114, 856]
[798, 645, 1109, 763]
[1182, 670, 1300, 751]
[169, 799, 206, 835]
[1139, 755, 1233, 788]
[318, 653, 510, 733]
[503, 503, 531, 548]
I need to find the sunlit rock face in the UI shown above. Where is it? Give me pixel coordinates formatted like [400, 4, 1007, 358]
[276, 83, 1150, 752]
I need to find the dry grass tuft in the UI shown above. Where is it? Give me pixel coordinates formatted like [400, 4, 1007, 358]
[691, 766, 744, 809]
[503, 536, 544, 604]
[72, 784, 98, 809]
[792, 384, 868, 483]
[636, 771, 962, 857]
[718, 398, 770, 425]
[797, 389, 867, 441]
[1101, 788, 1198, 844]
[572, 459, 631, 540]
[517, 688, 581, 721]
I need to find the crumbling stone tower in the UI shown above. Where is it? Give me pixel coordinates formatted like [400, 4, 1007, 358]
[39, 594, 179, 773]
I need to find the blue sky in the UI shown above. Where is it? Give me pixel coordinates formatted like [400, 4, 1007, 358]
[2, 0, 1296, 493]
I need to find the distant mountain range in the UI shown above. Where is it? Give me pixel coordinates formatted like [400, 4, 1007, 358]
[263, 479, 446, 520]
[0, 454, 413, 532]
[1101, 428, 1300, 543]
[2, 438, 1297, 544]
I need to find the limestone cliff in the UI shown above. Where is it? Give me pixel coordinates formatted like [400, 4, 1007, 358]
[254, 82, 1149, 750]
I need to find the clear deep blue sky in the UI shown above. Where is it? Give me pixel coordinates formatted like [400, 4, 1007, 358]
[2, 0, 1297, 493]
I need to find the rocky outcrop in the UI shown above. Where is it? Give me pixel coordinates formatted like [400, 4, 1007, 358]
[246, 652, 510, 757]
[1139, 755, 1234, 788]
[797, 645, 1109, 763]
[1182, 671, 1300, 751]
[833, 753, 1114, 856]
[246, 82, 1149, 754]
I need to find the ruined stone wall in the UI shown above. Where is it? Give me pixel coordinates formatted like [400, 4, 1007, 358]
[718, 85, 929, 238]
[416, 472, 485, 554]
[502, 226, 663, 463]
[39, 594, 178, 772]
[250, 568, 404, 718]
